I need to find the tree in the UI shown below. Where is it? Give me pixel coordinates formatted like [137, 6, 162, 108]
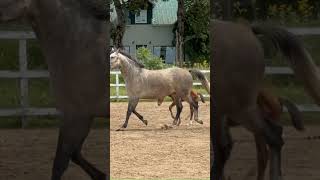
[112, 0, 166, 49]
[175, 0, 186, 67]
[172, 0, 209, 65]
[113, 0, 126, 49]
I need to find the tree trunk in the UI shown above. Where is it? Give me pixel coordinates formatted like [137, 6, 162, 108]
[113, 0, 126, 49]
[222, 0, 233, 20]
[176, 0, 185, 67]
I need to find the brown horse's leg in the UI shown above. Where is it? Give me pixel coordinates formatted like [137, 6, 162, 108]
[133, 110, 148, 125]
[117, 97, 139, 131]
[187, 95, 202, 124]
[265, 120, 283, 180]
[169, 102, 176, 119]
[51, 114, 105, 180]
[254, 134, 268, 180]
[72, 152, 105, 180]
[211, 115, 231, 180]
[173, 97, 183, 126]
[188, 104, 194, 124]
[237, 108, 283, 180]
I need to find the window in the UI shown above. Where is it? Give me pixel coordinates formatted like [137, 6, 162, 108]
[153, 46, 176, 64]
[135, 10, 147, 24]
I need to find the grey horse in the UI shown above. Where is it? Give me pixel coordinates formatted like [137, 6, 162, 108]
[0, 0, 109, 180]
[110, 49, 204, 129]
[211, 19, 320, 180]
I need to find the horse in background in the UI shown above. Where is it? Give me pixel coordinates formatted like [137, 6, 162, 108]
[211, 20, 320, 180]
[227, 88, 304, 180]
[0, 0, 108, 179]
[157, 89, 206, 125]
[189, 66, 304, 180]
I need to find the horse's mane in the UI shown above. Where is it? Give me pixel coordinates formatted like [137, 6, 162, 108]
[112, 49, 145, 68]
[79, 0, 108, 20]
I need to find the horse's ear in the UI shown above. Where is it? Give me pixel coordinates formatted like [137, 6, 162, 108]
[115, 48, 120, 54]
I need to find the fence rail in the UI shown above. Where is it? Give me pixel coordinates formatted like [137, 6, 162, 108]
[110, 70, 211, 99]
[0, 27, 319, 127]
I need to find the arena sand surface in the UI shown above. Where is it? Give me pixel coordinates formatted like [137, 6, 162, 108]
[1, 101, 320, 180]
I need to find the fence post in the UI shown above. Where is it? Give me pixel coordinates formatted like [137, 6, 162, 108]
[116, 73, 119, 100]
[19, 39, 28, 128]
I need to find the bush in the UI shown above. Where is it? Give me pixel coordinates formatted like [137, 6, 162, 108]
[266, 0, 315, 24]
[136, 47, 172, 70]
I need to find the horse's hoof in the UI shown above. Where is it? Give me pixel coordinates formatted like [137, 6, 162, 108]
[195, 120, 203, 124]
[172, 120, 177, 126]
[143, 120, 148, 126]
[161, 124, 173, 130]
[116, 127, 126, 131]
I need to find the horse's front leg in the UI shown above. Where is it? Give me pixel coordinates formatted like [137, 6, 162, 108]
[117, 97, 139, 131]
[52, 114, 105, 180]
[133, 109, 148, 126]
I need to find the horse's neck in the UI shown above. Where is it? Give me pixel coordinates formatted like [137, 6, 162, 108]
[119, 58, 143, 83]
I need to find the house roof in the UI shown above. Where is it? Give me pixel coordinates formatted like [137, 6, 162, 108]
[152, 0, 177, 25]
[110, 0, 177, 25]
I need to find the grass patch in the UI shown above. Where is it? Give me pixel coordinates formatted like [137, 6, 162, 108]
[0, 79, 20, 108]
[28, 79, 55, 107]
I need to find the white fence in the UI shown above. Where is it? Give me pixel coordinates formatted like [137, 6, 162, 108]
[0, 27, 319, 127]
[110, 70, 211, 99]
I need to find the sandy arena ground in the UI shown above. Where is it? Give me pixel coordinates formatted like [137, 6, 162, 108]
[1, 101, 320, 180]
[110, 101, 211, 179]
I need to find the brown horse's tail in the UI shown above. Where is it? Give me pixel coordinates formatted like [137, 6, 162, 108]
[251, 25, 320, 106]
[278, 97, 305, 131]
[189, 69, 210, 94]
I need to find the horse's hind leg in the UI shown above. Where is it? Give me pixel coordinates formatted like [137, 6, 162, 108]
[254, 134, 268, 180]
[238, 109, 283, 180]
[51, 114, 105, 180]
[266, 120, 283, 180]
[187, 104, 194, 125]
[187, 95, 202, 124]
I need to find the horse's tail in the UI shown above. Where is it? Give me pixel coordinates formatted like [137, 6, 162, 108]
[251, 25, 320, 106]
[189, 69, 210, 94]
[198, 93, 206, 103]
[279, 97, 305, 131]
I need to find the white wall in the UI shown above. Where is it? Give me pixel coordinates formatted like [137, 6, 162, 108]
[111, 24, 175, 57]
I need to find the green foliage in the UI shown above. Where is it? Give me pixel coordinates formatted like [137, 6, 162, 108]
[136, 47, 171, 69]
[266, 0, 315, 24]
[27, 40, 46, 69]
[181, 0, 210, 65]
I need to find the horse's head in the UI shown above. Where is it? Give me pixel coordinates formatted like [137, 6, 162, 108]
[0, 0, 31, 22]
[110, 49, 121, 70]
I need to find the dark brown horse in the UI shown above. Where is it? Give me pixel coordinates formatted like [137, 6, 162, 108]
[211, 20, 320, 180]
[226, 88, 304, 180]
[0, 0, 108, 180]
